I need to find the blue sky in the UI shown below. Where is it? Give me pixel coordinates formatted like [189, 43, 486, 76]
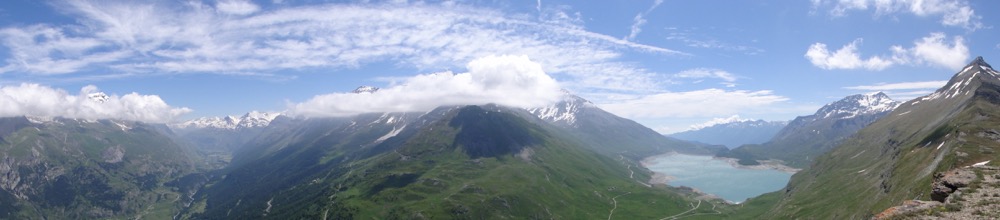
[0, 0, 996, 133]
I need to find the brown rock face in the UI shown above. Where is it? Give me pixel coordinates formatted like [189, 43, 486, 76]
[930, 169, 976, 202]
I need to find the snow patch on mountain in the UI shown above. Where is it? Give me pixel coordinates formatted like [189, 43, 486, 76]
[174, 111, 281, 130]
[376, 125, 406, 142]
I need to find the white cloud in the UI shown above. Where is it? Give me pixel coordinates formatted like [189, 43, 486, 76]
[688, 115, 754, 130]
[216, 0, 261, 15]
[598, 89, 789, 118]
[0, 84, 190, 123]
[805, 33, 968, 71]
[890, 32, 968, 70]
[804, 39, 893, 70]
[0, 1, 684, 93]
[288, 55, 562, 117]
[815, 0, 983, 30]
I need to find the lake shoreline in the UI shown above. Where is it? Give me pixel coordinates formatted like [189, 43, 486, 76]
[640, 152, 794, 204]
[640, 151, 800, 174]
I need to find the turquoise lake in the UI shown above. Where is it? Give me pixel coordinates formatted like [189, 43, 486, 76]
[643, 153, 793, 203]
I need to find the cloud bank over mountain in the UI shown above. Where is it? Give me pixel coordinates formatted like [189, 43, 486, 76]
[0, 84, 191, 122]
[289, 55, 562, 117]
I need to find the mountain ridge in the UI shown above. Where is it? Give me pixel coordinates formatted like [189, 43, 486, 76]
[721, 91, 900, 168]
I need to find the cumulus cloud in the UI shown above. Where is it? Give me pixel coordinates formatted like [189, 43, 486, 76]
[0, 84, 191, 122]
[814, 0, 983, 30]
[599, 89, 788, 118]
[288, 55, 562, 117]
[0, 0, 683, 93]
[889, 32, 969, 70]
[805, 33, 968, 71]
[804, 39, 893, 70]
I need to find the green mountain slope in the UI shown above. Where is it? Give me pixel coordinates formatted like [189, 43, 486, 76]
[0, 117, 198, 219]
[764, 57, 1000, 218]
[188, 105, 723, 219]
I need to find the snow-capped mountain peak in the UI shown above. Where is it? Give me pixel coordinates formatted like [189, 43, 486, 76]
[527, 93, 594, 126]
[688, 115, 756, 131]
[817, 92, 899, 119]
[173, 111, 282, 130]
[87, 92, 110, 103]
[352, 86, 380, 94]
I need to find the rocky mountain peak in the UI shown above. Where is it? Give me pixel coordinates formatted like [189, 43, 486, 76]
[971, 56, 990, 69]
[527, 93, 594, 126]
[352, 86, 380, 94]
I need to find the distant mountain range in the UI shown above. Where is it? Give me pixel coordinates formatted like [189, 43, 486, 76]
[668, 119, 787, 149]
[172, 111, 281, 130]
[719, 91, 900, 168]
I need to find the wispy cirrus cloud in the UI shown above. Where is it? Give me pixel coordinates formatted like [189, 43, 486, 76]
[599, 89, 788, 118]
[674, 68, 739, 87]
[812, 0, 983, 30]
[805, 32, 969, 71]
[665, 27, 765, 55]
[844, 80, 947, 101]
[0, 0, 684, 93]
[624, 0, 664, 41]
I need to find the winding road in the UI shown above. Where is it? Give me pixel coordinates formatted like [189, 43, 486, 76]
[606, 192, 631, 220]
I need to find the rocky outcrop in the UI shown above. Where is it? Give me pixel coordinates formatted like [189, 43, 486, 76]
[874, 200, 942, 220]
[931, 169, 976, 202]
[101, 145, 125, 163]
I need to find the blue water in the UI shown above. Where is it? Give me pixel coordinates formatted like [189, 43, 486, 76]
[643, 154, 792, 203]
